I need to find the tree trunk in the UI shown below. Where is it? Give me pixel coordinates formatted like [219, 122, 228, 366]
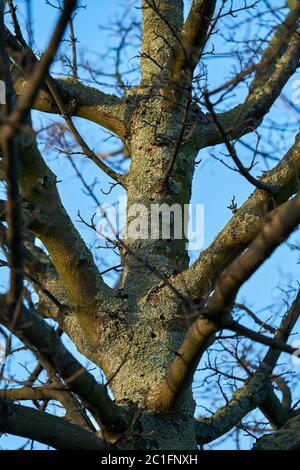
[95, 90, 200, 449]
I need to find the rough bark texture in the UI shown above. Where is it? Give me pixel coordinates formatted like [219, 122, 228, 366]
[1, 0, 300, 451]
[254, 415, 300, 450]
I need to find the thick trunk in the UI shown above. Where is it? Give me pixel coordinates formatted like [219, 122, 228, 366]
[121, 89, 198, 295]
[94, 91, 200, 449]
[95, 303, 198, 449]
[120, 411, 198, 450]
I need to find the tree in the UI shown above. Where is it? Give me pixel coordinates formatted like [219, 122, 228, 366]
[1, 0, 300, 451]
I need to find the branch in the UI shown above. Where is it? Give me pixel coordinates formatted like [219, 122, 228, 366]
[257, 290, 300, 428]
[170, 0, 216, 81]
[8, 44, 127, 139]
[46, 77, 123, 183]
[68, 11, 79, 80]
[235, 303, 276, 334]
[0, 399, 108, 450]
[253, 414, 300, 450]
[0, 295, 130, 433]
[203, 194, 300, 319]
[195, 374, 294, 446]
[147, 190, 300, 411]
[175, 131, 300, 299]
[203, 92, 275, 193]
[0, 385, 70, 403]
[4, 27, 124, 183]
[195, 372, 270, 445]
[15, 127, 123, 348]
[228, 322, 297, 356]
[1, 207, 126, 392]
[195, 290, 300, 444]
[0, 5, 23, 306]
[141, 0, 184, 83]
[1, 0, 77, 311]
[0, 222, 128, 432]
[0, 382, 96, 430]
[196, 7, 300, 148]
[1, 0, 77, 142]
[0, 218, 67, 317]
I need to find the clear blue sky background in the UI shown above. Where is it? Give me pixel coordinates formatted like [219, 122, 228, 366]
[1, 0, 300, 450]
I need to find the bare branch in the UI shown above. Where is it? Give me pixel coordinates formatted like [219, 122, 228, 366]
[254, 414, 300, 450]
[1, 0, 77, 142]
[0, 384, 70, 403]
[175, 131, 300, 299]
[0, 295, 131, 433]
[170, 0, 217, 81]
[0, 4, 24, 307]
[4, 27, 124, 183]
[196, 7, 300, 149]
[195, 290, 300, 444]
[16, 126, 124, 347]
[0, 399, 108, 450]
[141, 0, 184, 82]
[203, 92, 276, 193]
[148, 190, 300, 411]
[195, 372, 270, 445]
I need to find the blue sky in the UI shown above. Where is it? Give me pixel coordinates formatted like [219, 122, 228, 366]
[1, 0, 300, 450]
